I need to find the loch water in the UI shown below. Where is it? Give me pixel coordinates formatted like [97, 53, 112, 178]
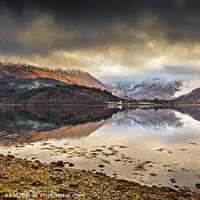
[0, 105, 199, 189]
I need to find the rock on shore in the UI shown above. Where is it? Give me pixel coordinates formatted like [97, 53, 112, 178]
[0, 154, 199, 199]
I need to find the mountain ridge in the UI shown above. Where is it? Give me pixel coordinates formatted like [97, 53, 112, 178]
[173, 87, 200, 104]
[0, 62, 112, 93]
[107, 78, 182, 100]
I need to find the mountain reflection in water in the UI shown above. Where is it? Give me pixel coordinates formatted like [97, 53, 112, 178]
[0, 106, 199, 144]
[0, 106, 118, 144]
[0, 105, 200, 188]
[107, 108, 183, 130]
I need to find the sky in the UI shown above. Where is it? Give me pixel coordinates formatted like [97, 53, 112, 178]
[0, 0, 200, 85]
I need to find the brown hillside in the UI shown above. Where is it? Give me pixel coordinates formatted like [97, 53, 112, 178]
[0, 63, 112, 93]
[174, 87, 200, 103]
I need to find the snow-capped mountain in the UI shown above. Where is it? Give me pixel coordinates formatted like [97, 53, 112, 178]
[108, 81, 137, 97]
[106, 78, 182, 100]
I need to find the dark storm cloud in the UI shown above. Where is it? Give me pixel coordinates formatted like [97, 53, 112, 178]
[0, 0, 144, 54]
[1, 0, 139, 22]
[0, 0, 200, 77]
[1, 0, 200, 54]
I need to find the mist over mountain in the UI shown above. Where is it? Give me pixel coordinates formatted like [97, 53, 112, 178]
[106, 77, 182, 100]
[0, 77, 68, 90]
[173, 87, 200, 104]
[0, 62, 121, 104]
[0, 63, 199, 103]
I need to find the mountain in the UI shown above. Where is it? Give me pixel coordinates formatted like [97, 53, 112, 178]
[106, 78, 182, 100]
[0, 84, 120, 104]
[173, 87, 200, 104]
[0, 63, 111, 92]
[0, 77, 68, 90]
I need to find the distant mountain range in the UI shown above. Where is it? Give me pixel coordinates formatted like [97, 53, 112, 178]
[0, 63, 199, 104]
[106, 78, 183, 100]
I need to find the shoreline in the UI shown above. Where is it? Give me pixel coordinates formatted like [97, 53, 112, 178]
[0, 103, 200, 108]
[0, 103, 109, 107]
[0, 154, 199, 199]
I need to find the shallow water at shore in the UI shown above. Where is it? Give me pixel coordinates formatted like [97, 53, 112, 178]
[0, 106, 200, 190]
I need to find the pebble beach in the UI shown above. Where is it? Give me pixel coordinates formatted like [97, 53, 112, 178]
[0, 154, 199, 199]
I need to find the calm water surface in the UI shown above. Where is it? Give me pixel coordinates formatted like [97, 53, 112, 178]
[0, 105, 199, 189]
